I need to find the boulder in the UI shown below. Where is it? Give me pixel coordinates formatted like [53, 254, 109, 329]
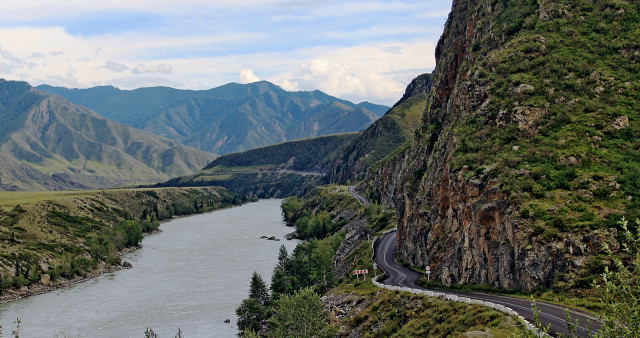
[40, 274, 50, 286]
[122, 261, 133, 269]
[514, 84, 535, 94]
[612, 115, 629, 129]
[284, 231, 298, 240]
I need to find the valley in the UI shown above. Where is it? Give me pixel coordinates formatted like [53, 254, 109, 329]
[0, 0, 637, 337]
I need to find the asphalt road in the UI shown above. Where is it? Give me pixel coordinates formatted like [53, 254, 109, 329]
[373, 231, 602, 337]
[347, 186, 371, 206]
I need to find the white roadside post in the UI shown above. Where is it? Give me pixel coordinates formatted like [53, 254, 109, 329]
[426, 266, 431, 282]
[373, 263, 377, 278]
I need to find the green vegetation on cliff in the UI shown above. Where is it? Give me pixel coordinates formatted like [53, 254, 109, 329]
[453, 0, 639, 229]
[449, 0, 640, 292]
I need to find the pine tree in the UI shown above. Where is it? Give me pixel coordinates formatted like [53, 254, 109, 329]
[276, 245, 289, 271]
[249, 271, 270, 306]
[270, 267, 291, 301]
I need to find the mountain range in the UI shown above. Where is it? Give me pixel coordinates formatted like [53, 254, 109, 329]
[0, 80, 215, 191]
[156, 73, 432, 197]
[0, 79, 390, 191]
[38, 81, 388, 155]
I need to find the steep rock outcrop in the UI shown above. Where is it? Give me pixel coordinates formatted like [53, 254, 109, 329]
[329, 74, 431, 184]
[392, 73, 433, 109]
[367, 0, 628, 291]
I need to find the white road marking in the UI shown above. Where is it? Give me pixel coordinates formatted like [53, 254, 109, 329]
[464, 294, 596, 335]
[382, 234, 407, 286]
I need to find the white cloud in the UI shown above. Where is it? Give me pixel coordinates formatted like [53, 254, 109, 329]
[278, 78, 298, 91]
[284, 58, 404, 103]
[0, 0, 443, 106]
[102, 61, 128, 72]
[132, 63, 173, 74]
[239, 69, 261, 84]
[262, 40, 436, 104]
[110, 76, 184, 89]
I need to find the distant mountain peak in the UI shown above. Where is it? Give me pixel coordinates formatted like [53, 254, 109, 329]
[37, 81, 390, 155]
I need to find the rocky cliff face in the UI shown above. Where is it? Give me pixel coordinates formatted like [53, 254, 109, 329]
[328, 74, 431, 184]
[392, 73, 433, 109]
[368, 0, 631, 291]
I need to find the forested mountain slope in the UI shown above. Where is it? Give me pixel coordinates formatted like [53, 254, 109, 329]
[157, 133, 356, 197]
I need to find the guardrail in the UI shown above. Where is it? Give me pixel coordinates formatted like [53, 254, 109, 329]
[371, 275, 539, 334]
[370, 230, 541, 335]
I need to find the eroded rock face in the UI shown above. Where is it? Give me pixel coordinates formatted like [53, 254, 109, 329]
[333, 216, 373, 278]
[364, 0, 618, 291]
[392, 73, 433, 108]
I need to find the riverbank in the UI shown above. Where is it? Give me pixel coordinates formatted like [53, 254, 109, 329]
[0, 246, 138, 304]
[0, 186, 253, 303]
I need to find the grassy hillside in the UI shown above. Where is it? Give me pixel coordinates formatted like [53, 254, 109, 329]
[0, 187, 251, 299]
[452, 0, 640, 228]
[38, 81, 386, 154]
[156, 134, 357, 197]
[0, 80, 216, 191]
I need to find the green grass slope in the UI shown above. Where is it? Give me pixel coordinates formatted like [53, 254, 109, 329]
[452, 0, 640, 227]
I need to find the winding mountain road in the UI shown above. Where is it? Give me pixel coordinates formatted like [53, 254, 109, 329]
[347, 186, 371, 206]
[374, 231, 602, 337]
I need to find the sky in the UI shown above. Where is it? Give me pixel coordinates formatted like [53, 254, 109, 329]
[0, 1, 452, 106]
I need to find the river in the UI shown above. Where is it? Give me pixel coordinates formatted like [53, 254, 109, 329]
[0, 199, 298, 337]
